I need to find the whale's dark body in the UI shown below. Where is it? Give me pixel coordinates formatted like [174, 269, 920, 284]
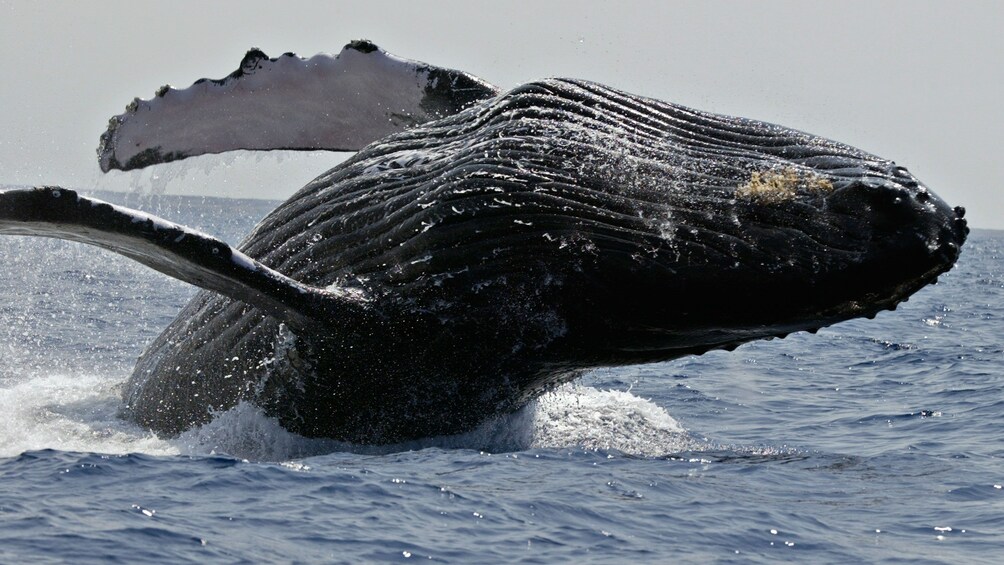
[0, 43, 968, 443]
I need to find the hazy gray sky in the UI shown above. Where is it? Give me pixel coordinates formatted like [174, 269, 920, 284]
[1, 0, 1000, 228]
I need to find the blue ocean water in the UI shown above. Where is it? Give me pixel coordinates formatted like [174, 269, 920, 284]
[0, 190, 1001, 563]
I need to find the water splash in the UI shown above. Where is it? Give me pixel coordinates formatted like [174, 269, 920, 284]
[0, 372, 693, 461]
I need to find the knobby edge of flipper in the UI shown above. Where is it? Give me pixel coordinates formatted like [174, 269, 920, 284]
[98, 39, 501, 172]
[0, 186, 362, 330]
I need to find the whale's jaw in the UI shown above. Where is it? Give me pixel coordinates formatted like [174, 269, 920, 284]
[568, 165, 968, 365]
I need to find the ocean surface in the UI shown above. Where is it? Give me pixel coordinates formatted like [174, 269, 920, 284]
[0, 189, 1000, 563]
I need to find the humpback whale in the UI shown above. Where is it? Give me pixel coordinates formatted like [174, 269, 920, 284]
[0, 41, 968, 444]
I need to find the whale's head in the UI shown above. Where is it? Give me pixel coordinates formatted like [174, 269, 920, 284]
[565, 158, 968, 364]
[321, 79, 968, 370]
[499, 81, 969, 364]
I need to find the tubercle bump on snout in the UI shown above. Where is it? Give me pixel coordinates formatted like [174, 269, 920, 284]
[953, 206, 970, 238]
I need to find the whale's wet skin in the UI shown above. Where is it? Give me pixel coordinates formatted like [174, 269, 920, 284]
[0, 42, 967, 443]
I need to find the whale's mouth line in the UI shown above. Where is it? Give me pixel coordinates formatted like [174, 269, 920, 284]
[590, 255, 957, 360]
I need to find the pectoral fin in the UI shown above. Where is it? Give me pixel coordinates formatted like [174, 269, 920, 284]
[0, 187, 355, 330]
[98, 40, 500, 172]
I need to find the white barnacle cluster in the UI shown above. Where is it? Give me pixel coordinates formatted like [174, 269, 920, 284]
[735, 167, 834, 204]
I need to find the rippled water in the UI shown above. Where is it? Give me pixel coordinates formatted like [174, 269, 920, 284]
[0, 191, 1001, 563]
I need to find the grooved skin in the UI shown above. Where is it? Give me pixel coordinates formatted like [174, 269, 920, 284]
[239, 79, 891, 290]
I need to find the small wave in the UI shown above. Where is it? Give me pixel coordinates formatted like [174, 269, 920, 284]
[530, 384, 693, 454]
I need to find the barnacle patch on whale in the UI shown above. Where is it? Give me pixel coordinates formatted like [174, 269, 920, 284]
[736, 167, 835, 203]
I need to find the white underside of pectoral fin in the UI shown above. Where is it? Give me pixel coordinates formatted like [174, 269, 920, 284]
[98, 40, 500, 172]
